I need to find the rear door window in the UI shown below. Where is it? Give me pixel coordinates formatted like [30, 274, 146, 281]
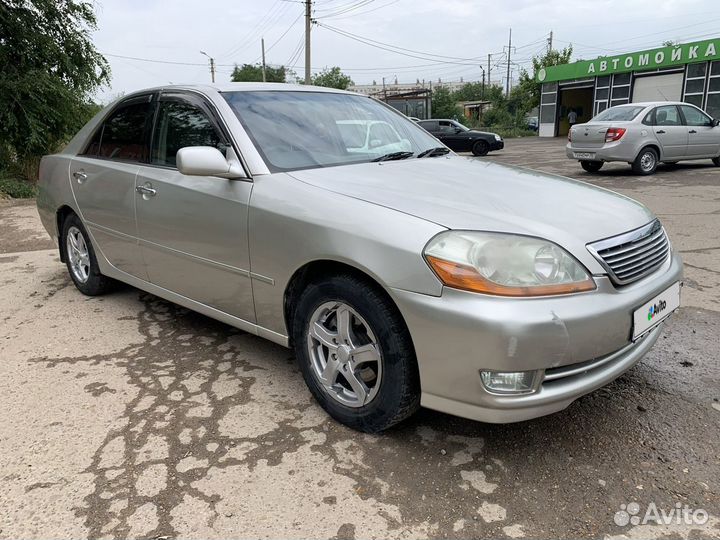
[88, 96, 154, 161]
[418, 120, 438, 132]
[654, 105, 682, 126]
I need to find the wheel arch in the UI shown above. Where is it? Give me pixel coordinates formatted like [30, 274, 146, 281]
[636, 142, 662, 161]
[56, 205, 77, 263]
[283, 259, 413, 350]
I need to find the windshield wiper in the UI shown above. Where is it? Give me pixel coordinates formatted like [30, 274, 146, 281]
[371, 151, 414, 162]
[417, 147, 450, 158]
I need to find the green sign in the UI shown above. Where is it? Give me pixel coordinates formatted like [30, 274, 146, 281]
[537, 37, 720, 83]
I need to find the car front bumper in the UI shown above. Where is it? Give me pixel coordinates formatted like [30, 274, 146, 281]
[491, 140, 504, 151]
[389, 251, 683, 423]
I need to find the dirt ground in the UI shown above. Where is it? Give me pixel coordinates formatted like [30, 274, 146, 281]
[0, 138, 718, 539]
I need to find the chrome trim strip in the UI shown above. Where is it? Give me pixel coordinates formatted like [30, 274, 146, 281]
[86, 221, 136, 241]
[543, 338, 640, 382]
[137, 238, 251, 278]
[249, 272, 275, 285]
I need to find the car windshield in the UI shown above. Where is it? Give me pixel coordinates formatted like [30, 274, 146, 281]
[592, 105, 646, 122]
[222, 90, 441, 171]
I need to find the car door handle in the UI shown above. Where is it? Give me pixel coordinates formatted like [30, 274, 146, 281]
[689, 129, 697, 134]
[135, 185, 157, 196]
[656, 129, 666, 134]
[72, 171, 87, 183]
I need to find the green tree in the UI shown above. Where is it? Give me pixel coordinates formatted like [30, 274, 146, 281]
[311, 67, 354, 90]
[516, 45, 573, 113]
[0, 0, 110, 161]
[431, 86, 464, 121]
[231, 63, 286, 83]
[453, 82, 485, 102]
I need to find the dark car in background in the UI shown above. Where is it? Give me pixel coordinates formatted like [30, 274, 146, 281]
[417, 119, 503, 156]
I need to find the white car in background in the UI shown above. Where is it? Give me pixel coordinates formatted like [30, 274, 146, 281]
[567, 102, 720, 175]
[336, 120, 411, 155]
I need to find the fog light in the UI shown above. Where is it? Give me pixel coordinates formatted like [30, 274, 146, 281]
[480, 370, 537, 394]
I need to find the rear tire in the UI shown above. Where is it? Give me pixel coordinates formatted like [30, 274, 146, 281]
[61, 213, 115, 296]
[471, 140, 489, 156]
[632, 146, 658, 175]
[292, 274, 420, 432]
[580, 160, 603, 173]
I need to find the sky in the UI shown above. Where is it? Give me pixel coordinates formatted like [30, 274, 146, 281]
[91, 0, 720, 102]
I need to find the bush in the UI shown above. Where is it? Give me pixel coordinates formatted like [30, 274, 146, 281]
[0, 176, 37, 198]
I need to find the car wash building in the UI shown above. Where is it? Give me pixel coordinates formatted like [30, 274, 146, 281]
[536, 37, 720, 137]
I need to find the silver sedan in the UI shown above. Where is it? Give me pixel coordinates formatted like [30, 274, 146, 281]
[38, 84, 682, 432]
[567, 101, 720, 175]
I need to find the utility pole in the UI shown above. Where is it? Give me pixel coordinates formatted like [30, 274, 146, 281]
[304, 0, 312, 84]
[505, 28, 512, 96]
[200, 51, 215, 83]
[487, 54, 491, 88]
[261, 38, 267, 82]
[479, 66, 486, 99]
[547, 30, 553, 53]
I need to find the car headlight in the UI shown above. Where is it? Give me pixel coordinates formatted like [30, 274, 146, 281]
[493, 134, 502, 141]
[424, 231, 596, 296]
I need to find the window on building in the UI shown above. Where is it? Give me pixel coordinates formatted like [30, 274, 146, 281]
[706, 61, 720, 119]
[684, 62, 708, 109]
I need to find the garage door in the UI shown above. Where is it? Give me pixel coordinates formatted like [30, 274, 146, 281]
[631, 73, 683, 103]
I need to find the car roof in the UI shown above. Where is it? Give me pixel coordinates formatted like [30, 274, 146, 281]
[610, 101, 687, 107]
[120, 82, 355, 99]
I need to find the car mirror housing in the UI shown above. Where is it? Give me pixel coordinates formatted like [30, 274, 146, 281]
[176, 146, 246, 179]
[713, 118, 720, 127]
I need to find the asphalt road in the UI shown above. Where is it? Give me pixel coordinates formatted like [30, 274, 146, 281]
[1, 139, 718, 539]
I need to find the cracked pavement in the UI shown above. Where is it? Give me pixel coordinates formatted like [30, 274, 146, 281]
[1, 139, 719, 539]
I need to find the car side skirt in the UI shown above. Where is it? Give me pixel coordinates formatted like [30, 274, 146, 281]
[94, 241, 290, 348]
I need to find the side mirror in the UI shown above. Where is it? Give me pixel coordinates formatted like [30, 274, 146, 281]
[713, 119, 720, 127]
[176, 146, 246, 179]
[454, 127, 463, 133]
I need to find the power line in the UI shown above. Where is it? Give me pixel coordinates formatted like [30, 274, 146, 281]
[318, 0, 399, 20]
[316, 0, 375, 17]
[317, 22, 489, 65]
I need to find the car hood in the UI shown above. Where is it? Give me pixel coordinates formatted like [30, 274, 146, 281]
[468, 129, 496, 136]
[287, 156, 655, 273]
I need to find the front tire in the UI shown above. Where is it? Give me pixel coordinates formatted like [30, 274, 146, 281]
[62, 213, 114, 296]
[292, 274, 420, 432]
[632, 146, 658, 175]
[472, 140, 489, 156]
[580, 160, 603, 173]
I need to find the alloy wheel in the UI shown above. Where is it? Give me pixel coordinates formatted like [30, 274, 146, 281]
[306, 301, 383, 408]
[66, 226, 90, 283]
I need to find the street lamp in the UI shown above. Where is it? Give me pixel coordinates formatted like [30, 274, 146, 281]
[200, 51, 216, 83]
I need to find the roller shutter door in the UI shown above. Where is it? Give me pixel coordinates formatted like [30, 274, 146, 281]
[631, 73, 683, 103]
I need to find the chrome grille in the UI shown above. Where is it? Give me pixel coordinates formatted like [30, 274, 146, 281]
[587, 220, 670, 285]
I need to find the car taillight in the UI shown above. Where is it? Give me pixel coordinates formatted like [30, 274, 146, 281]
[605, 127, 626, 142]
[568, 129, 572, 142]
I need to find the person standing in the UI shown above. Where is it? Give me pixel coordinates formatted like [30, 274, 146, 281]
[568, 108, 578, 127]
